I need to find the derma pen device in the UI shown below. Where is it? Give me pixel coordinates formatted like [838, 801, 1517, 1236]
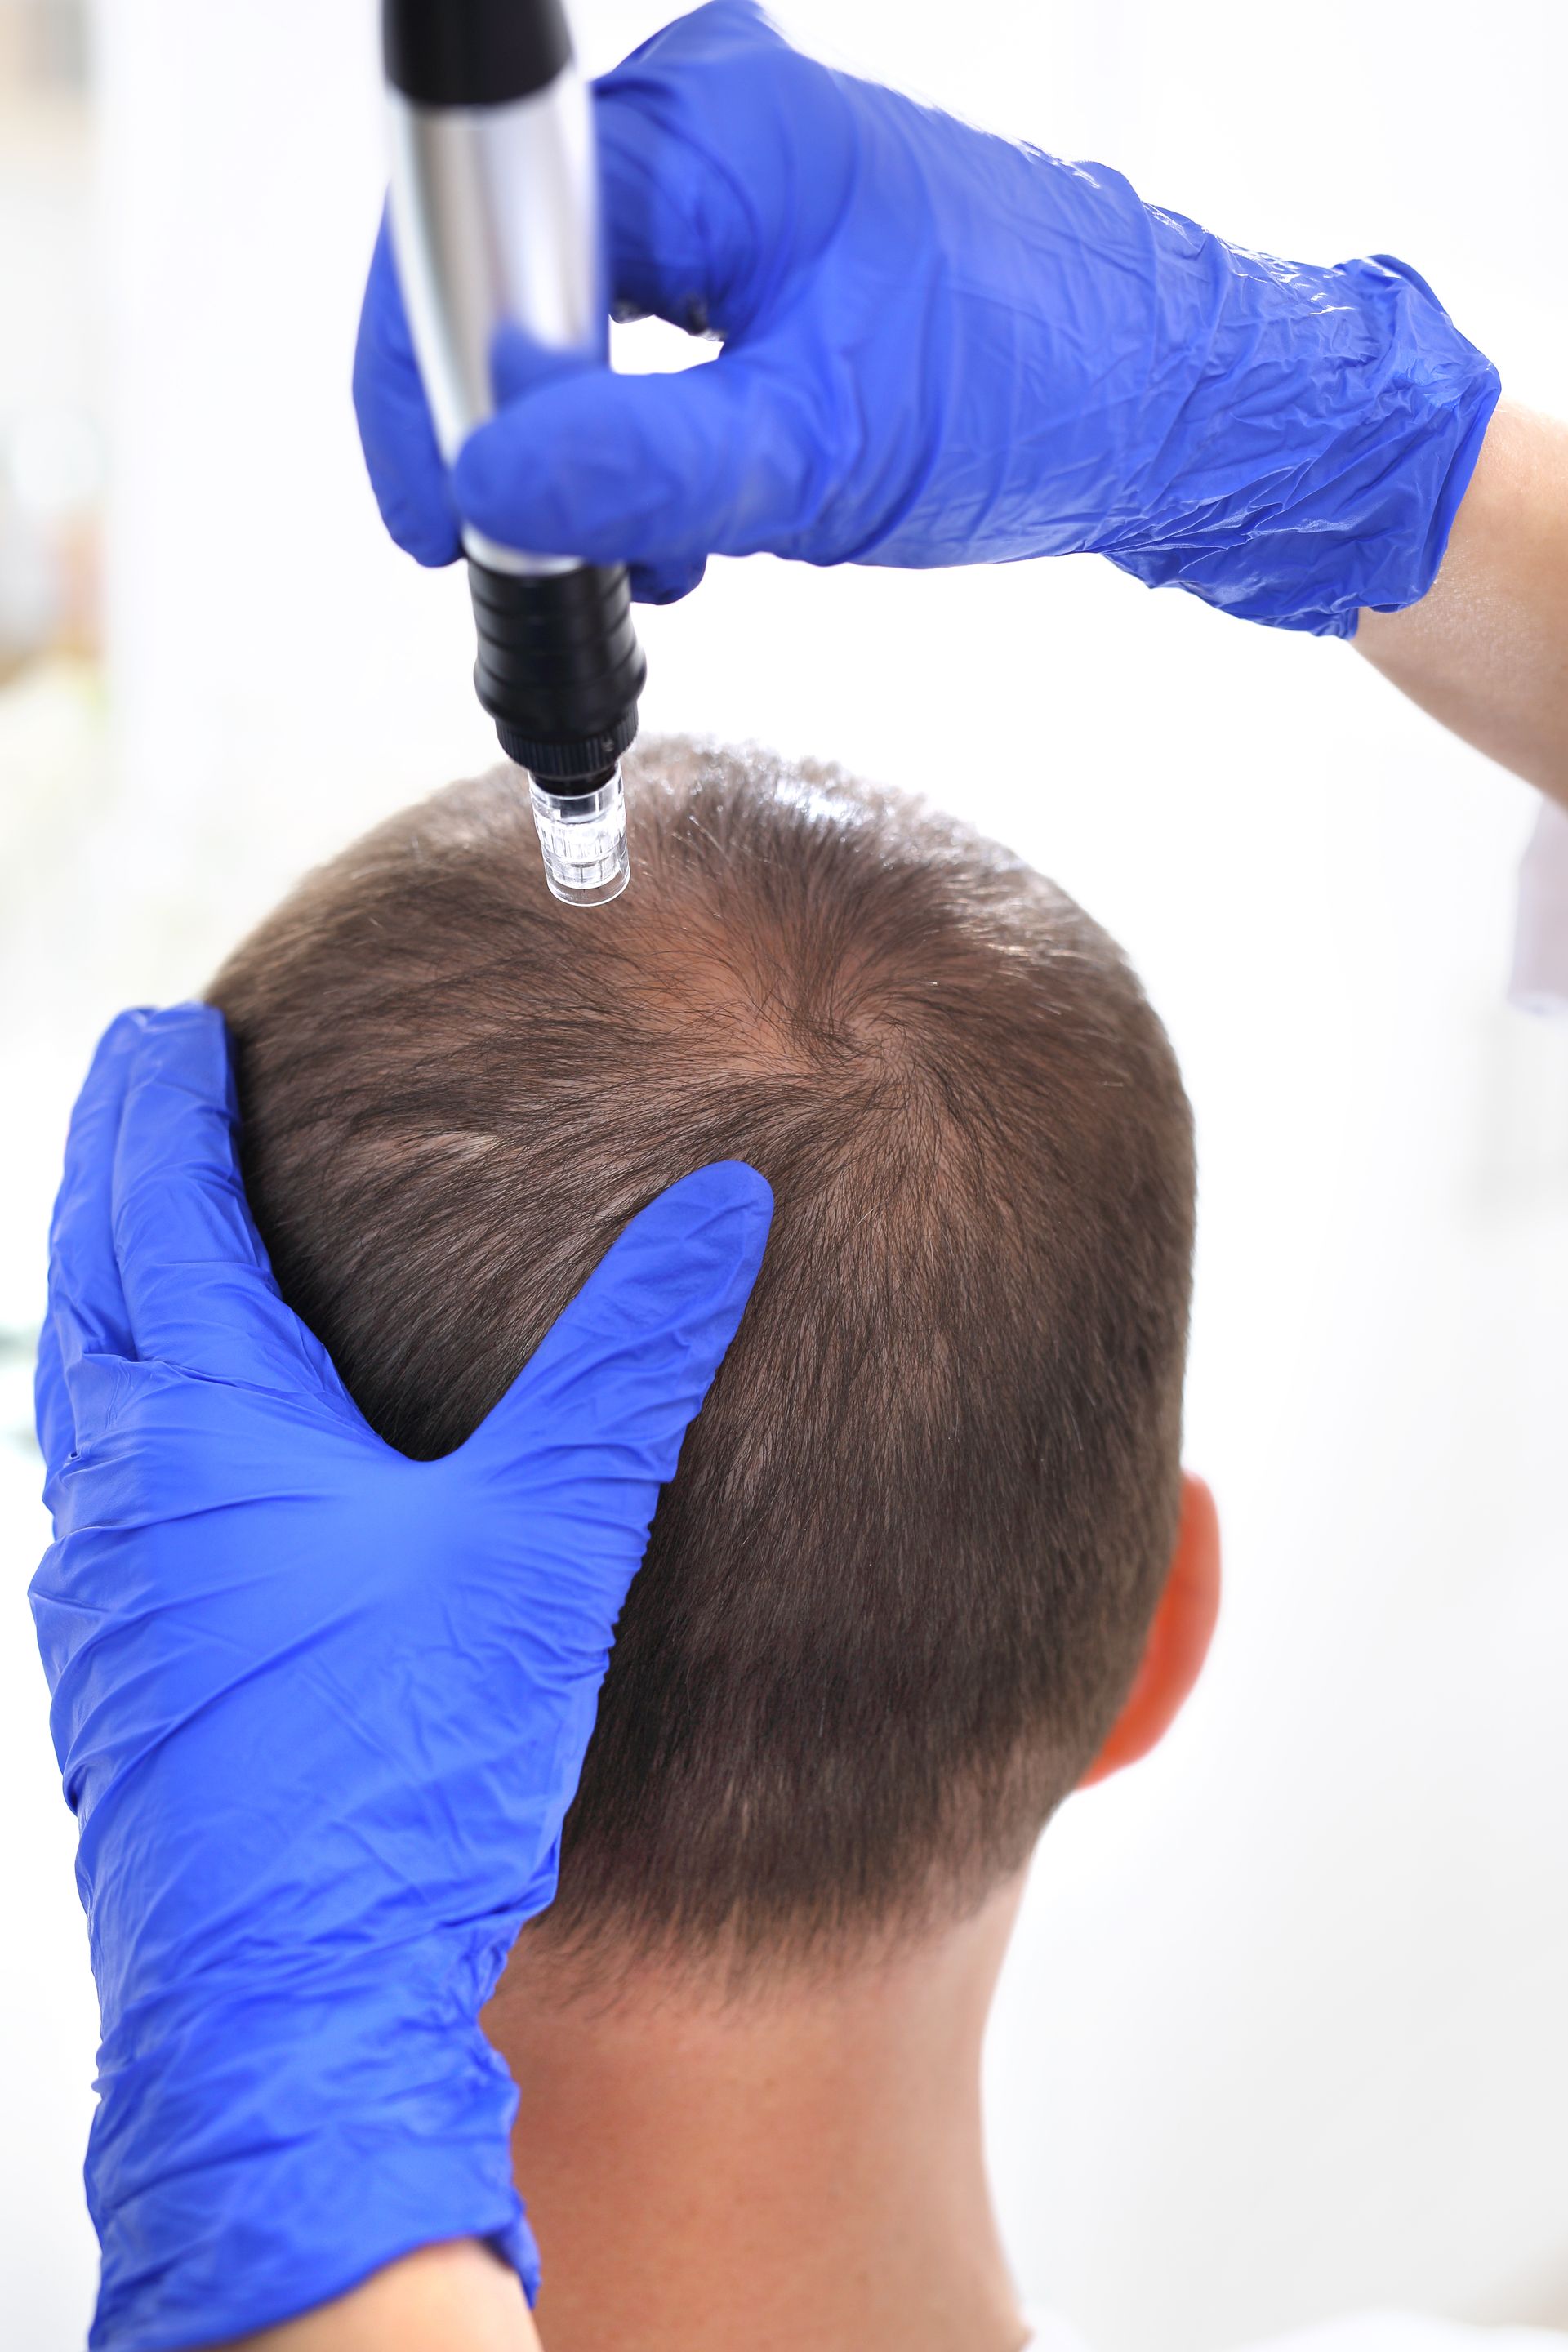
[384, 0, 644, 906]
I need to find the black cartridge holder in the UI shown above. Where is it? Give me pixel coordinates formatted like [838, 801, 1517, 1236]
[468, 559, 644, 785]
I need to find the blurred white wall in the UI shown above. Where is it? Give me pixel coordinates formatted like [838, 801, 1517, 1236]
[2, 4, 1567, 2348]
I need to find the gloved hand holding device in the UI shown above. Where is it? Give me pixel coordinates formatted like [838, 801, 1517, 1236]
[354, 0, 1499, 633]
[30, 1004, 772, 2350]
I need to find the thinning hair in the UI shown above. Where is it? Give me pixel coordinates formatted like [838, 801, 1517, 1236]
[210, 738, 1195, 1962]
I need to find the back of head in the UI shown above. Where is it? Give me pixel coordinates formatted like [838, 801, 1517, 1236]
[210, 739, 1194, 1969]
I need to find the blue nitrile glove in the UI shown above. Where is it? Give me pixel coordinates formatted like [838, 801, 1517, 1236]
[352, 0, 1499, 634]
[30, 1003, 772, 2352]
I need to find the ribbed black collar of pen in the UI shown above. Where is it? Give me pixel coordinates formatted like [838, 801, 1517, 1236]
[384, 0, 572, 107]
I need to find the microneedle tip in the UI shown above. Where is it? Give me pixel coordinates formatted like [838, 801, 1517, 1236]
[528, 772, 630, 907]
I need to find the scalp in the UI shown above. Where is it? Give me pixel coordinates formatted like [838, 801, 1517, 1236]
[210, 736, 1195, 1966]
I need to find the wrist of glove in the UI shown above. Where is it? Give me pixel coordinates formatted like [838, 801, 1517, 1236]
[354, 0, 1499, 636]
[32, 1005, 770, 2350]
[87, 1953, 535, 2350]
[1062, 206, 1500, 636]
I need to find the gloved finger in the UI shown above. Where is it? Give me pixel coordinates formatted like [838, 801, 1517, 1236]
[47, 1010, 149, 1390]
[33, 1312, 73, 1481]
[111, 1004, 347, 1401]
[594, 2, 817, 341]
[458, 1158, 772, 1592]
[452, 354, 823, 569]
[628, 552, 708, 605]
[352, 213, 462, 569]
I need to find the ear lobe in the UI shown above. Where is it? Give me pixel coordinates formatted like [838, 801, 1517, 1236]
[1078, 1473, 1221, 1789]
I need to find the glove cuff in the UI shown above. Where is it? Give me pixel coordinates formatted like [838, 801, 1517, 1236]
[1099, 238, 1502, 635]
[85, 1984, 536, 2349]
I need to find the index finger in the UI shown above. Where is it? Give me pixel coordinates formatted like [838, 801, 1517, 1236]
[111, 1003, 344, 1401]
[47, 1009, 149, 1373]
[41, 1009, 154, 1474]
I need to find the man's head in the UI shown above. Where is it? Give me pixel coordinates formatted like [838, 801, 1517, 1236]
[209, 737, 1205, 1971]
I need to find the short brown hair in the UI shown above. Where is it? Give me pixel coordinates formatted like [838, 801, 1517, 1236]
[210, 739, 1195, 1961]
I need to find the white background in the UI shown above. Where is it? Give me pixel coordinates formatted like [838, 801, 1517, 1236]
[3, 3, 1567, 2347]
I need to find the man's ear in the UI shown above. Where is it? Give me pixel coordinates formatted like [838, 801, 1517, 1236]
[1078, 1472, 1220, 1788]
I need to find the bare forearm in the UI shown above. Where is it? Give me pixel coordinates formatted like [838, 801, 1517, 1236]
[1356, 400, 1568, 809]
[215, 2241, 541, 2352]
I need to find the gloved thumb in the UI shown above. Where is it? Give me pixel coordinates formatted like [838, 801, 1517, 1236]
[457, 1160, 773, 1562]
[451, 354, 825, 572]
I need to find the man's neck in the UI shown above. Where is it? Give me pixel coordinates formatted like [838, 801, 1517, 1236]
[483, 1883, 1029, 2352]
